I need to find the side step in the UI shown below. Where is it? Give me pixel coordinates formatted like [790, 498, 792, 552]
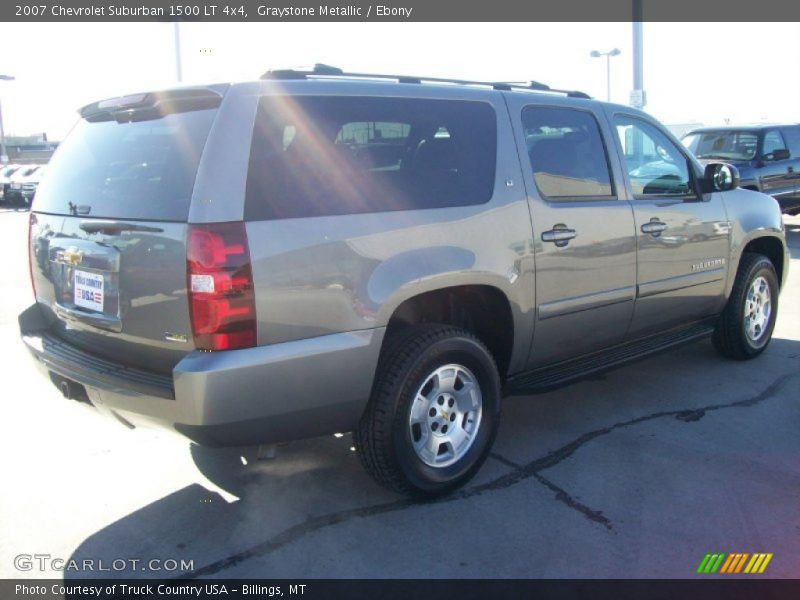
[505, 321, 715, 395]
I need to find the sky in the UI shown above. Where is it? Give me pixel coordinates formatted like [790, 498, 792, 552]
[0, 21, 799, 140]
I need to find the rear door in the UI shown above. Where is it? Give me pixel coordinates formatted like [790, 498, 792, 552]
[779, 125, 800, 211]
[758, 129, 794, 203]
[609, 112, 730, 338]
[505, 97, 637, 368]
[29, 90, 222, 374]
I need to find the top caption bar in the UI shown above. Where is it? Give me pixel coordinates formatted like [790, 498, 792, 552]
[3, 0, 799, 21]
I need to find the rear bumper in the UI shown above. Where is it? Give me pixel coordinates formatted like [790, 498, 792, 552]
[19, 303, 384, 446]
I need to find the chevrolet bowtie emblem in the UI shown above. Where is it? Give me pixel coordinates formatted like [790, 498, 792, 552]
[63, 249, 83, 265]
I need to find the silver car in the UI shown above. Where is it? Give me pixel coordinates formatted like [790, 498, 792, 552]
[20, 66, 789, 496]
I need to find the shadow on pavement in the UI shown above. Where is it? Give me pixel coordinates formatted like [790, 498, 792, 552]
[65, 336, 800, 579]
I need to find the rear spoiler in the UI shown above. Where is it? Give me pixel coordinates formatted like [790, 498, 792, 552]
[79, 85, 229, 122]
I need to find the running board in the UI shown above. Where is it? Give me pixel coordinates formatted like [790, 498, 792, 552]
[505, 321, 715, 395]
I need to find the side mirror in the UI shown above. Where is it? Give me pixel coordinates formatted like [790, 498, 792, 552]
[703, 162, 740, 192]
[763, 148, 791, 162]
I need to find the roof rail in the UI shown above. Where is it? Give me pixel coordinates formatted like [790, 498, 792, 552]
[260, 64, 591, 99]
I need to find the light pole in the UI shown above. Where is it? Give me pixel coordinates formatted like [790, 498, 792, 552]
[0, 74, 14, 165]
[173, 23, 183, 83]
[590, 48, 621, 102]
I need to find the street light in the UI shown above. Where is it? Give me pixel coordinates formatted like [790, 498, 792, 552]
[590, 48, 621, 102]
[0, 74, 15, 165]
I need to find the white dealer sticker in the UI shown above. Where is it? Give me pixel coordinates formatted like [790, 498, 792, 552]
[74, 269, 104, 312]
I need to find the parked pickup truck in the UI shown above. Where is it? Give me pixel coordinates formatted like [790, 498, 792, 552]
[20, 66, 789, 497]
[682, 124, 800, 215]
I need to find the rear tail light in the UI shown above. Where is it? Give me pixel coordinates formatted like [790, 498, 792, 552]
[28, 213, 37, 299]
[187, 222, 257, 351]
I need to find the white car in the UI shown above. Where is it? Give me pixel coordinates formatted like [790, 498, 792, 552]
[0, 164, 24, 203]
[5, 165, 41, 205]
[21, 165, 47, 204]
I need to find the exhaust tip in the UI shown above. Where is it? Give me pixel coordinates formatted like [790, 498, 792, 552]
[59, 381, 71, 399]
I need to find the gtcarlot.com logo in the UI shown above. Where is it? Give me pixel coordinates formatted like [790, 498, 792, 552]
[697, 552, 773, 574]
[14, 554, 194, 573]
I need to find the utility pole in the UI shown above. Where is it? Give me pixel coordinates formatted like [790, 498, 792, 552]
[0, 74, 15, 165]
[174, 23, 183, 83]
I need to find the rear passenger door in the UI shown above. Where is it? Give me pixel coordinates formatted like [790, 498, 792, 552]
[779, 126, 800, 211]
[506, 98, 637, 368]
[759, 129, 795, 204]
[609, 112, 730, 338]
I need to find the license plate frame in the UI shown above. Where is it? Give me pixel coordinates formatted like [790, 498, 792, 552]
[74, 269, 105, 313]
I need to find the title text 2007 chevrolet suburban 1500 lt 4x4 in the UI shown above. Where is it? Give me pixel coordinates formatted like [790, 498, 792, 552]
[19, 66, 789, 496]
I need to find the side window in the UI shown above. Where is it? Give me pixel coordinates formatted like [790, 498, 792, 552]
[763, 130, 788, 157]
[780, 126, 800, 158]
[614, 115, 694, 198]
[245, 96, 497, 220]
[522, 106, 614, 199]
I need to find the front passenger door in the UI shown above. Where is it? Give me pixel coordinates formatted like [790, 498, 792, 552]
[611, 113, 730, 339]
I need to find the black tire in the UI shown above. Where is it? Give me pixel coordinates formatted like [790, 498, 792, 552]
[355, 325, 501, 497]
[713, 253, 779, 360]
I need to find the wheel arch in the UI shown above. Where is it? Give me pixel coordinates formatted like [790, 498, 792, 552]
[727, 232, 787, 298]
[382, 284, 517, 379]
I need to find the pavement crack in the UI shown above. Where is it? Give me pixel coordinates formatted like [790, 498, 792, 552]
[183, 370, 797, 578]
[489, 452, 522, 469]
[466, 371, 796, 493]
[676, 409, 706, 422]
[184, 498, 416, 578]
[533, 473, 613, 530]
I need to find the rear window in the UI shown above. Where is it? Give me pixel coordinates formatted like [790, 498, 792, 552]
[34, 109, 217, 221]
[245, 96, 497, 220]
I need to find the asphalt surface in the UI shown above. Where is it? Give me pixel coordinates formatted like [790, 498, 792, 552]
[1, 207, 798, 579]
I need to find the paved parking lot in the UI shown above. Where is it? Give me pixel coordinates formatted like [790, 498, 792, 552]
[1, 207, 798, 579]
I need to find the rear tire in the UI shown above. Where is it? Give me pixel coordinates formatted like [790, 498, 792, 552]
[713, 253, 779, 360]
[355, 325, 501, 497]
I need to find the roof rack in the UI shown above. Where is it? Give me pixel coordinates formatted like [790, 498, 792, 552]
[260, 64, 591, 99]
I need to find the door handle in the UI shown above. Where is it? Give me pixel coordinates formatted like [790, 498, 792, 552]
[641, 219, 667, 236]
[541, 225, 577, 247]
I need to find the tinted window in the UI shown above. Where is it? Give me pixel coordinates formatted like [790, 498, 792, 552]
[522, 107, 613, 198]
[245, 96, 497, 220]
[34, 109, 217, 221]
[780, 126, 800, 157]
[615, 116, 693, 197]
[682, 130, 758, 161]
[763, 130, 787, 156]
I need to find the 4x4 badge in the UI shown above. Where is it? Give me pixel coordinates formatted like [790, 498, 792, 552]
[164, 333, 188, 343]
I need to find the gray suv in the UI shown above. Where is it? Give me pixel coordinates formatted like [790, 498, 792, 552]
[19, 66, 789, 497]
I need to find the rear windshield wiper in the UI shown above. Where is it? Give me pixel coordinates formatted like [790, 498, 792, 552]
[79, 220, 164, 234]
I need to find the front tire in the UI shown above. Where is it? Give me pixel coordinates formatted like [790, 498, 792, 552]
[713, 253, 779, 360]
[355, 325, 501, 497]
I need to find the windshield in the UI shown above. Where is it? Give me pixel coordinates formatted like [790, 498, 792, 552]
[682, 131, 758, 161]
[34, 108, 217, 221]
